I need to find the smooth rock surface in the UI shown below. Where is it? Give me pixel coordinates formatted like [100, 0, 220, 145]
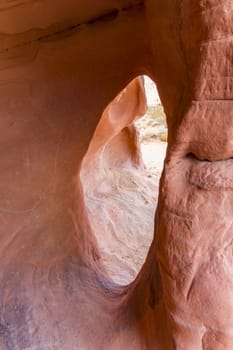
[0, 1, 232, 349]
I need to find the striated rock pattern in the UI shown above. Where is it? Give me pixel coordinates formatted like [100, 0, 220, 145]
[0, 0, 232, 349]
[81, 78, 157, 285]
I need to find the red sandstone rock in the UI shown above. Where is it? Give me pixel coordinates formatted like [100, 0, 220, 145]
[0, 1, 232, 349]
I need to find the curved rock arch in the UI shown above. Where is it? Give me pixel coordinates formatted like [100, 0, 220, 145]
[0, 1, 232, 349]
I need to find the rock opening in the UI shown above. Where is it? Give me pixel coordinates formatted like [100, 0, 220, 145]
[81, 76, 167, 285]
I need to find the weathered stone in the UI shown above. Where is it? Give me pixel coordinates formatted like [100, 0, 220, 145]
[0, 1, 232, 349]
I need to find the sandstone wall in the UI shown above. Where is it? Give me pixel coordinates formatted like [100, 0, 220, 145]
[0, 1, 232, 349]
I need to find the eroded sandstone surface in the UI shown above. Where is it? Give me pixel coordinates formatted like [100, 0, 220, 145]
[0, 1, 233, 349]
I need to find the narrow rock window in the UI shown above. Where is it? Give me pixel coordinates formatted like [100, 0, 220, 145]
[135, 76, 167, 200]
[81, 76, 167, 285]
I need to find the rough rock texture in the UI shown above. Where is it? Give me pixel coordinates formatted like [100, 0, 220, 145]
[0, 0, 232, 349]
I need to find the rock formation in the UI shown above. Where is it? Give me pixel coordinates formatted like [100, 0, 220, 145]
[0, 0, 232, 349]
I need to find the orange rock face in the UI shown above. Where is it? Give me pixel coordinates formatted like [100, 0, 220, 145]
[0, 1, 232, 349]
